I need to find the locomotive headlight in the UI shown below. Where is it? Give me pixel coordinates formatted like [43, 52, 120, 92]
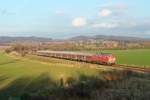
[109, 58, 112, 62]
[109, 58, 116, 63]
[112, 58, 116, 62]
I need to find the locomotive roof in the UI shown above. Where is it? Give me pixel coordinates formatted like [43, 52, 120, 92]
[37, 50, 93, 56]
[98, 53, 112, 56]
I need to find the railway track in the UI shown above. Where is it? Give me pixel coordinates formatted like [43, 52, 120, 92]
[36, 54, 150, 73]
[106, 64, 150, 73]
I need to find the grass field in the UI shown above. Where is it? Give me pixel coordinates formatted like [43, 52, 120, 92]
[0, 53, 109, 99]
[0, 53, 108, 81]
[0, 52, 150, 100]
[83, 49, 150, 67]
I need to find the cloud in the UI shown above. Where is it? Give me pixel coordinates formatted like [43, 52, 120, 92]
[97, 3, 127, 18]
[99, 3, 127, 9]
[55, 10, 64, 16]
[92, 22, 119, 29]
[72, 17, 87, 27]
[98, 9, 112, 17]
[0, 9, 15, 15]
[126, 21, 139, 27]
[113, 3, 127, 9]
[146, 31, 150, 35]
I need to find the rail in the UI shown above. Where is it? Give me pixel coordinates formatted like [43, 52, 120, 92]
[36, 53, 150, 73]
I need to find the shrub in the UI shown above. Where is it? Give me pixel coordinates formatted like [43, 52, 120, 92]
[5, 48, 12, 54]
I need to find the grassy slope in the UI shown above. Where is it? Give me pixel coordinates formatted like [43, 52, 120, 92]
[83, 49, 150, 67]
[0, 53, 109, 99]
[0, 54, 106, 79]
[0, 53, 150, 100]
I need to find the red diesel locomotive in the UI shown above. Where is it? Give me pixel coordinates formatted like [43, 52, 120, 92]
[37, 51, 116, 65]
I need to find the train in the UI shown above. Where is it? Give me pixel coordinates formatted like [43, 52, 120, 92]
[37, 50, 116, 65]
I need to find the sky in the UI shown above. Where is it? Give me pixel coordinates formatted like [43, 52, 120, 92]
[0, 0, 150, 39]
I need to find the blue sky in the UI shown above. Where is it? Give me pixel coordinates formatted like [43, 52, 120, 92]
[0, 0, 150, 39]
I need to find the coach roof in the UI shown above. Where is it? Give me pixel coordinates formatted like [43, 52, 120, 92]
[37, 50, 93, 56]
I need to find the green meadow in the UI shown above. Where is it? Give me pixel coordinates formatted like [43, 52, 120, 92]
[84, 49, 150, 67]
[0, 53, 107, 80]
[0, 53, 108, 99]
[0, 52, 150, 100]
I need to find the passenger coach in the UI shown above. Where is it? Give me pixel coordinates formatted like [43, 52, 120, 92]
[37, 51, 116, 65]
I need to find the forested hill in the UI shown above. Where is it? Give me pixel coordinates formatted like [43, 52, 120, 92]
[0, 36, 52, 43]
[69, 35, 150, 41]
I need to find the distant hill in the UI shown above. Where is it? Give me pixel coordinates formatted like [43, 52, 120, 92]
[0, 35, 149, 44]
[0, 35, 149, 50]
[69, 36, 92, 41]
[69, 35, 150, 41]
[0, 36, 52, 43]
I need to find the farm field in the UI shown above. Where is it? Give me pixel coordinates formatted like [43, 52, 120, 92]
[0, 53, 150, 100]
[83, 49, 150, 67]
[0, 53, 108, 99]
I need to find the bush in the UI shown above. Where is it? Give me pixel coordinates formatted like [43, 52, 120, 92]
[5, 48, 12, 54]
